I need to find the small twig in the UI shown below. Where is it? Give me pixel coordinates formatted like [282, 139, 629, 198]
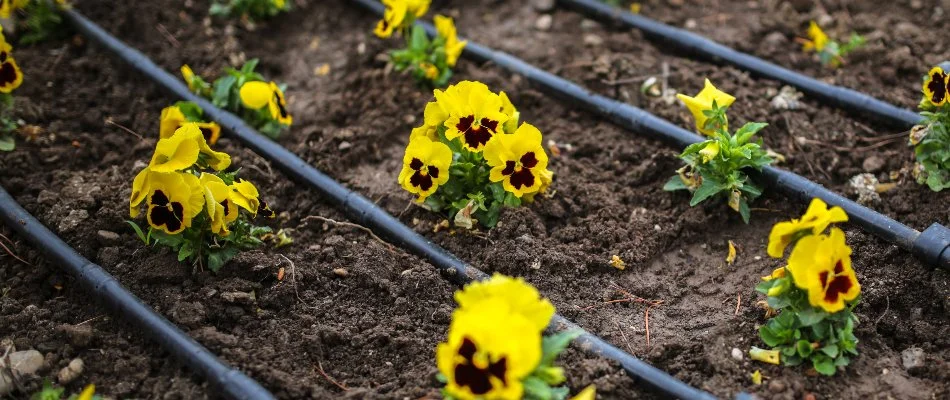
[0, 236, 31, 267]
[75, 315, 105, 326]
[735, 293, 742, 316]
[644, 308, 651, 348]
[105, 118, 144, 140]
[874, 295, 890, 326]
[301, 216, 395, 252]
[316, 361, 349, 391]
[46, 44, 68, 71]
[600, 74, 655, 86]
[156, 24, 181, 48]
[616, 321, 633, 354]
[277, 254, 304, 304]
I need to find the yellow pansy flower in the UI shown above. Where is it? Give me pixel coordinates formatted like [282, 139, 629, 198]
[200, 173, 239, 236]
[499, 91, 520, 134]
[272, 0, 285, 8]
[180, 64, 202, 93]
[144, 172, 204, 235]
[228, 179, 261, 215]
[398, 136, 452, 202]
[0, 42, 23, 94]
[676, 79, 735, 136]
[266, 82, 293, 126]
[406, 0, 429, 17]
[130, 168, 153, 218]
[786, 228, 860, 313]
[240, 81, 293, 126]
[240, 81, 271, 109]
[439, 81, 509, 152]
[149, 124, 231, 172]
[801, 21, 829, 53]
[760, 266, 787, 282]
[436, 304, 542, 400]
[374, 0, 408, 39]
[571, 385, 597, 400]
[420, 62, 439, 80]
[767, 198, 848, 258]
[454, 273, 555, 332]
[434, 15, 467, 67]
[699, 141, 720, 163]
[484, 123, 549, 198]
[160, 106, 187, 139]
[76, 384, 96, 400]
[922, 66, 949, 107]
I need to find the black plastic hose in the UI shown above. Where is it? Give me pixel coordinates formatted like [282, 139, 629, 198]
[61, 8, 742, 400]
[0, 187, 275, 400]
[349, 0, 950, 271]
[557, 0, 923, 129]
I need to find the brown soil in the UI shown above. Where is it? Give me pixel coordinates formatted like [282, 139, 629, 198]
[0, 0, 946, 399]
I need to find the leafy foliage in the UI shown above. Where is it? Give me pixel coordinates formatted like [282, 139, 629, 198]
[209, 0, 289, 21]
[0, 94, 19, 152]
[664, 101, 773, 223]
[390, 25, 453, 88]
[755, 276, 859, 375]
[913, 102, 950, 191]
[17, 0, 69, 45]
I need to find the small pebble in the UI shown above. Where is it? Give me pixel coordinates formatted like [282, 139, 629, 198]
[96, 230, 120, 243]
[535, 14, 553, 31]
[863, 156, 885, 173]
[684, 19, 697, 29]
[333, 268, 349, 277]
[768, 379, 786, 393]
[731, 347, 744, 361]
[901, 347, 926, 371]
[0, 350, 44, 395]
[57, 358, 84, 384]
[583, 34, 603, 46]
[338, 141, 352, 150]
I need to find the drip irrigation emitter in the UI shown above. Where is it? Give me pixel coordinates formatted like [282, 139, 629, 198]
[0, 187, 275, 400]
[60, 8, 747, 400]
[347, 0, 950, 269]
[556, 0, 924, 129]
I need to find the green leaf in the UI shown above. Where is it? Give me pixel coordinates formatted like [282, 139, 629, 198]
[689, 178, 723, 206]
[663, 175, 688, 191]
[812, 355, 837, 376]
[735, 122, 768, 144]
[541, 330, 582, 366]
[177, 243, 194, 262]
[795, 340, 813, 358]
[126, 220, 150, 244]
[758, 325, 784, 347]
[522, 376, 555, 400]
[820, 343, 839, 358]
[409, 25, 429, 52]
[0, 135, 14, 151]
[206, 246, 240, 273]
[796, 308, 827, 327]
[241, 58, 260, 74]
[212, 75, 238, 108]
[738, 198, 751, 224]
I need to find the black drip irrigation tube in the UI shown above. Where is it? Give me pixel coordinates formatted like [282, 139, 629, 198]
[59, 8, 743, 400]
[557, 0, 924, 129]
[350, 0, 950, 271]
[0, 187, 275, 400]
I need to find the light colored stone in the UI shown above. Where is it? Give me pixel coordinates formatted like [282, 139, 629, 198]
[57, 358, 84, 384]
[535, 14, 553, 31]
[583, 34, 603, 46]
[0, 350, 44, 395]
[731, 347, 744, 361]
[532, 0, 555, 12]
[901, 347, 925, 370]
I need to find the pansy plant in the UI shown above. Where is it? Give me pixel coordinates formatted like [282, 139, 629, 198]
[0, 27, 23, 152]
[181, 59, 292, 139]
[400, 81, 554, 228]
[436, 274, 589, 400]
[797, 21, 865, 68]
[209, 0, 289, 21]
[754, 198, 861, 376]
[664, 79, 773, 223]
[128, 121, 276, 273]
[910, 66, 950, 191]
[1, 0, 70, 45]
[374, 0, 467, 87]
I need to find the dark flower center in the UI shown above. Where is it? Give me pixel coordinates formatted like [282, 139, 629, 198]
[273, 91, 289, 119]
[258, 199, 275, 218]
[500, 152, 538, 190]
[199, 126, 215, 142]
[927, 71, 948, 104]
[454, 337, 508, 395]
[0, 56, 18, 87]
[818, 260, 853, 304]
[148, 190, 185, 233]
[456, 115, 499, 149]
[408, 157, 438, 191]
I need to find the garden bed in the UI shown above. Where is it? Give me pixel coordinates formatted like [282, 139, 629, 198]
[0, 0, 946, 399]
